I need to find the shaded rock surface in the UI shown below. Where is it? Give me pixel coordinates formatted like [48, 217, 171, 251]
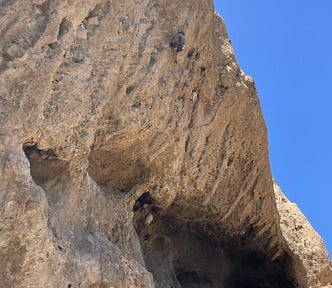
[0, 0, 331, 287]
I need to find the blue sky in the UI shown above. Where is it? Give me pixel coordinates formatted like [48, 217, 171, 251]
[214, 1, 332, 256]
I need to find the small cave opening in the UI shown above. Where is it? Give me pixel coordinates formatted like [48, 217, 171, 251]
[133, 205, 299, 288]
[22, 141, 70, 206]
[133, 192, 154, 211]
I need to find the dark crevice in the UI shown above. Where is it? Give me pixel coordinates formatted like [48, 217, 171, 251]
[126, 85, 135, 95]
[187, 48, 195, 58]
[138, 23, 155, 56]
[57, 17, 72, 40]
[133, 192, 154, 211]
[48, 41, 60, 50]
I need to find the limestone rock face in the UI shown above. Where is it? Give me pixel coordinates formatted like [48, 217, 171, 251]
[274, 183, 332, 288]
[0, 0, 331, 287]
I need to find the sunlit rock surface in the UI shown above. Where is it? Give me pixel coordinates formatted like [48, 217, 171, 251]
[1, 0, 331, 287]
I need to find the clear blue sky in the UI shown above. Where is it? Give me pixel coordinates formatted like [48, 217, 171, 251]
[214, 1, 332, 257]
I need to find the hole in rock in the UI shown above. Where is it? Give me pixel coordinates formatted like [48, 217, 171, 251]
[133, 209, 299, 288]
[187, 48, 195, 58]
[22, 142, 69, 206]
[57, 245, 66, 253]
[149, 55, 156, 66]
[133, 192, 154, 211]
[132, 101, 141, 109]
[126, 85, 135, 95]
[48, 42, 60, 50]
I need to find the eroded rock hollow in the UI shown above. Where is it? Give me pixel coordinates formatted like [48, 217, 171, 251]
[1, 0, 331, 287]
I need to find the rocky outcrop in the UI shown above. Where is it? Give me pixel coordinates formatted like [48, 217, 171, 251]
[0, 0, 331, 287]
[274, 183, 332, 287]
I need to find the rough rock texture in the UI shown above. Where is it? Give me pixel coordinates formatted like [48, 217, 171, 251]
[274, 183, 332, 287]
[0, 0, 331, 287]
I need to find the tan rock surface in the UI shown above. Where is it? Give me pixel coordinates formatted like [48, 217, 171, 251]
[274, 182, 332, 288]
[0, 0, 331, 287]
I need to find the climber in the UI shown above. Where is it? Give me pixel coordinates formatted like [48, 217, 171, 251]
[169, 30, 186, 52]
[168, 30, 186, 62]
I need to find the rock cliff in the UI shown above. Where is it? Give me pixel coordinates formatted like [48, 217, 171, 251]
[0, 0, 331, 287]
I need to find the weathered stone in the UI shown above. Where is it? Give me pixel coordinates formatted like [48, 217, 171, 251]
[274, 182, 332, 288]
[0, 0, 331, 287]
